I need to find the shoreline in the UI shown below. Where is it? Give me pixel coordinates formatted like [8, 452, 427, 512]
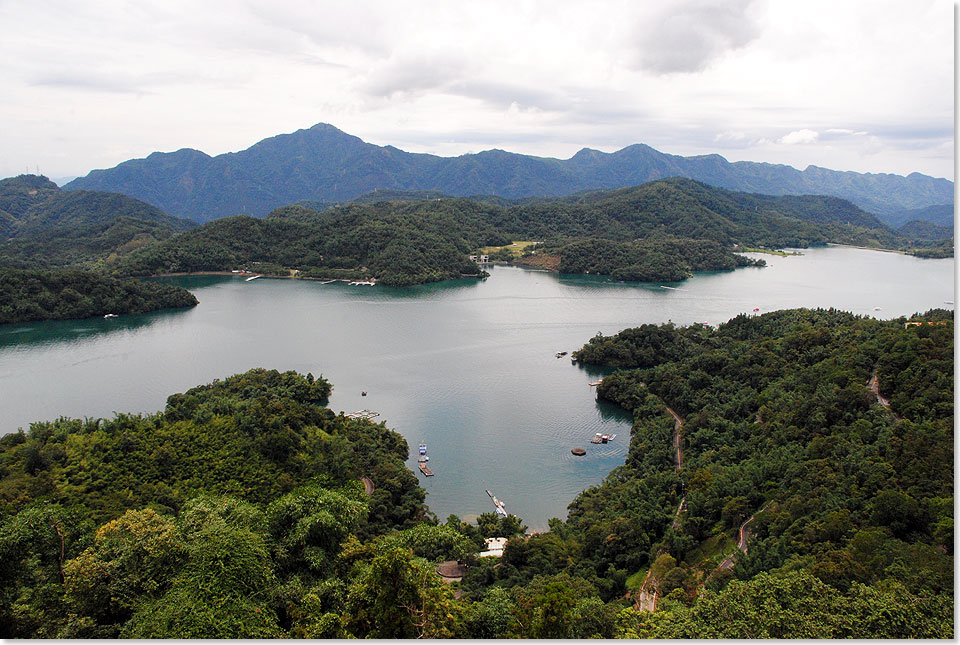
[825, 242, 909, 255]
[148, 270, 356, 282]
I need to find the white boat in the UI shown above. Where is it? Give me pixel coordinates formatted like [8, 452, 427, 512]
[103, 313, 118, 319]
[245, 275, 261, 282]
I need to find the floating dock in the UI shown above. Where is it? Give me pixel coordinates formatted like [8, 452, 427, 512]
[419, 462, 434, 476]
[346, 409, 379, 420]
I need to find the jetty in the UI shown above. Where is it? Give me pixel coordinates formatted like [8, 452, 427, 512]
[345, 409, 379, 420]
[485, 489, 508, 517]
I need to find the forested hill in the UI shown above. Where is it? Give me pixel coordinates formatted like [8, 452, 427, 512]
[0, 175, 199, 324]
[63, 122, 953, 223]
[0, 175, 195, 269]
[0, 310, 952, 638]
[111, 177, 933, 286]
[556, 308, 954, 637]
[0, 369, 433, 637]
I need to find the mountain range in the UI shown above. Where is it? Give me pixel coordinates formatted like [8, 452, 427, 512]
[64, 123, 953, 225]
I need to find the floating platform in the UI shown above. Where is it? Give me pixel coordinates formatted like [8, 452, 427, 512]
[590, 432, 616, 444]
[346, 409, 379, 420]
[419, 462, 434, 476]
[571, 448, 586, 456]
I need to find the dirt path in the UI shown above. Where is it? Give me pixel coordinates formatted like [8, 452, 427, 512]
[665, 407, 683, 472]
[634, 404, 687, 612]
[665, 406, 686, 531]
[634, 569, 658, 612]
[867, 369, 899, 420]
[360, 477, 375, 496]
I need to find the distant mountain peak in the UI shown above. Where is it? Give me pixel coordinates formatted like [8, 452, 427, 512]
[63, 123, 954, 225]
[308, 122, 345, 133]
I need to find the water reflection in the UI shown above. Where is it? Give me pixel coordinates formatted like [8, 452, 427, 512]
[0, 307, 192, 348]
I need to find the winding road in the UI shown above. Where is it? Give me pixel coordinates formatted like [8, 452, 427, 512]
[635, 405, 686, 612]
[718, 512, 758, 571]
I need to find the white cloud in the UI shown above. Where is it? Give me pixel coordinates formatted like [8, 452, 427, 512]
[0, 0, 952, 179]
[778, 129, 820, 145]
[714, 131, 747, 143]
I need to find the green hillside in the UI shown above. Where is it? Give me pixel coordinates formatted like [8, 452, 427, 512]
[114, 178, 922, 286]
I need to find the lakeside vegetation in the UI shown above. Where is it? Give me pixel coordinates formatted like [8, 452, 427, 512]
[0, 307, 952, 638]
[0, 174, 951, 315]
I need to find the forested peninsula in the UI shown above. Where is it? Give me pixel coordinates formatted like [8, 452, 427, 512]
[0, 175, 197, 324]
[0, 309, 952, 638]
[0, 268, 198, 324]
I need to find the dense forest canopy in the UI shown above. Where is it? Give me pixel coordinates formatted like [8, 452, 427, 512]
[0, 308, 952, 638]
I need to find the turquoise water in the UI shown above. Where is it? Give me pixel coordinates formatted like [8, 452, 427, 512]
[0, 247, 953, 529]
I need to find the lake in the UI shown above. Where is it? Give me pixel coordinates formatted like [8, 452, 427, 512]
[0, 246, 953, 529]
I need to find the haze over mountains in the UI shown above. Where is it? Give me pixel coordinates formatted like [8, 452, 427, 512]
[64, 124, 954, 225]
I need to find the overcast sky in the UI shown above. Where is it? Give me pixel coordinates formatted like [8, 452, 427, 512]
[0, 0, 953, 182]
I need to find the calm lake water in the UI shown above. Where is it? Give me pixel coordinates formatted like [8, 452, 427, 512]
[0, 246, 953, 529]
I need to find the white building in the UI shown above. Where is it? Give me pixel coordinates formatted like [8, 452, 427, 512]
[478, 536, 509, 558]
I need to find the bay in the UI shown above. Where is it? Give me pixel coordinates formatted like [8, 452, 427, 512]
[0, 246, 953, 529]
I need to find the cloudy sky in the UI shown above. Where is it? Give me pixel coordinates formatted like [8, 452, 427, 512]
[0, 0, 953, 182]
